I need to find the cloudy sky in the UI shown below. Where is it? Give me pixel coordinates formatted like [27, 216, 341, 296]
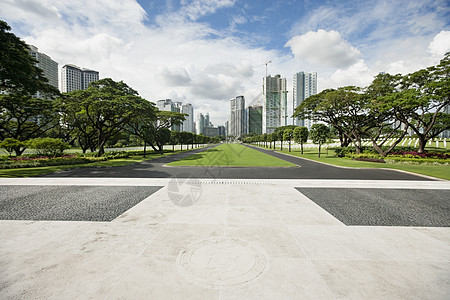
[1, 0, 449, 126]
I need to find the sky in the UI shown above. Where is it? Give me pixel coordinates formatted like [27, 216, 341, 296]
[1, 0, 449, 126]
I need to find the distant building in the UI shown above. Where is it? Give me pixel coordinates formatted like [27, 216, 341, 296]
[248, 105, 262, 135]
[28, 45, 58, 95]
[263, 75, 287, 133]
[61, 64, 99, 93]
[196, 113, 205, 135]
[218, 125, 226, 137]
[157, 99, 175, 111]
[293, 71, 317, 128]
[204, 126, 219, 137]
[181, 103, 194, 133]
[230, 95, 246, 137]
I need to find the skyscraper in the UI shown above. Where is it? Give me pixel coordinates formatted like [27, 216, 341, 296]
[293, 71, 317, 128]
[181, 103, 194, 133]
[28, 45, 58, 93]
[196, 113, 205, 135]
[262, 75, 288, 134]
[61, 64, 99, 93]
[248, 105, 262, 135]
[230, 95, 246, 137]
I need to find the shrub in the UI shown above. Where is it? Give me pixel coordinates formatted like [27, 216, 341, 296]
[27, 138, 70, 157]
[0, 138, 27, 157]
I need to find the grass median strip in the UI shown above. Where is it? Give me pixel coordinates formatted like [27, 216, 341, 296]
[167, 143, 296, 167]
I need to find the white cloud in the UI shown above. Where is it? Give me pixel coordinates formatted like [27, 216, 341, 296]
[428, 30, 450, 58]
[330, 60, 374, 88]
[285, 30, 362, 68]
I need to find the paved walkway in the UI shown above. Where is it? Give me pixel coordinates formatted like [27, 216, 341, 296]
[1, 178, 449, 299]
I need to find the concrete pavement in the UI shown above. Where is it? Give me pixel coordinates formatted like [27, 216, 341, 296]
[1, 178, 449, 299]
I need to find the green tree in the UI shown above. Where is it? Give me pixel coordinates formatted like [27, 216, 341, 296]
[179, 131, 191, 150]
[27, 137, 69, 157]
[0, 138, 26, 157]
[293, 126, 308, 154]
[277, 130, 284, 150]
[365, 73, 410, 157]
[0, 94, 60, 155]
[0, 20, 59, 96]
[310, 124, 330, 158]
[283, 129, 293, 152]
[170, 130, 180, 151]
[60, 78, 151, 156]
[382, 53, 450, 153]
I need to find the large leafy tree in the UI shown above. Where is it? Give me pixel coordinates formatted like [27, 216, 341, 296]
[0, 94, 60, 155]
[60, 78, 152, 156]
[0, 20, 58, 96]
[364, 73, 410, 156]
[382, 53, 450, 153]
[294, 87, 374, 153]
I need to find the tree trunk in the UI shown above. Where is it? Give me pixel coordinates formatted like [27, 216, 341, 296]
[280, 141, 283, 151]
[143, 140, 147, 158]
[289, 141, 291, 152]
[318, 143, 321, 158]
[301, 142, 304, 154]
[418, 136, 427, 153]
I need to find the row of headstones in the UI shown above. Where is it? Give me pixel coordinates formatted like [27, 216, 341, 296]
[361, 138, 448, 148]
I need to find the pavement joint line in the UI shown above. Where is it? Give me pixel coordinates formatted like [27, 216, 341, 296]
[1, 178, 449, 189]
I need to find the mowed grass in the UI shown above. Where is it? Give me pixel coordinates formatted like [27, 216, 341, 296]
[272, 148, 450, 180]
[168, 143, 296, 167]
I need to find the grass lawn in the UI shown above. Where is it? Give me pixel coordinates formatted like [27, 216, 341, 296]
[0, 151, 182, 178]
[267, 147, 450, 181]
[168, 143, 296, 167]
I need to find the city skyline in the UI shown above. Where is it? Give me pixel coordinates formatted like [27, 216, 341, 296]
[1, 0, 449, 125]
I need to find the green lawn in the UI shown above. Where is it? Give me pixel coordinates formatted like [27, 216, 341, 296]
[268, 147, 450, 181]
[168, 143, 296, 167]
[0, 151, 182, 178]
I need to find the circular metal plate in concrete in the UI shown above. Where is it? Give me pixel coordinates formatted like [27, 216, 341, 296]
[177, 239, 267, 289]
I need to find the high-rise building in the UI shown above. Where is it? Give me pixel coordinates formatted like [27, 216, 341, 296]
[262, 75, 288, 134]
[157, 99, 174, 111]
[293, 71, 317, 128]
[230, 95, 246, 137]
[196, 113, 205, 135]
[181, 103, 194, 133]
[248, 105, 263, 135]
[28, 45, 58, 94]
[61, 64, 99, 93]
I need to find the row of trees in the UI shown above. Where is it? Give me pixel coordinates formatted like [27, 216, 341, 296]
[0, 20, 219, 157]
[293, 53, 450, 156]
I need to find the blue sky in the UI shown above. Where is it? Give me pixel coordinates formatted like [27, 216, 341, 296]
[1, 0, 449, 125]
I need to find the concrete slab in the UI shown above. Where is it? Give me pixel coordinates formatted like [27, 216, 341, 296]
[1, 178, 449, 299]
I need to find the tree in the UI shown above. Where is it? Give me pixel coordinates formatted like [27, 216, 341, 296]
[293, 126, 308, 154]
[0, 20, 59, 96]
[365, 73, 409, 157]
[0, 138, 26, 157]
[277, 130, 284, 150]
[382, 53, 450, 153]
[0, 94, 60, 155]
[170, 131, 180, 151]
[179, 131, 191, 150]
[293, 87, 373, 153]
[283, 129, 293, 152]
[310, 124, 330, 158]
[60, 78, 151, 156]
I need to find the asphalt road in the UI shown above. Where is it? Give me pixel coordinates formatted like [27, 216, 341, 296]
[43, 144, 434, 180]
[296, 187, 450, 227]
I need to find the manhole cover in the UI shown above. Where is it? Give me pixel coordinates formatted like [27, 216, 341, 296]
[176, 239, 267, 289]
